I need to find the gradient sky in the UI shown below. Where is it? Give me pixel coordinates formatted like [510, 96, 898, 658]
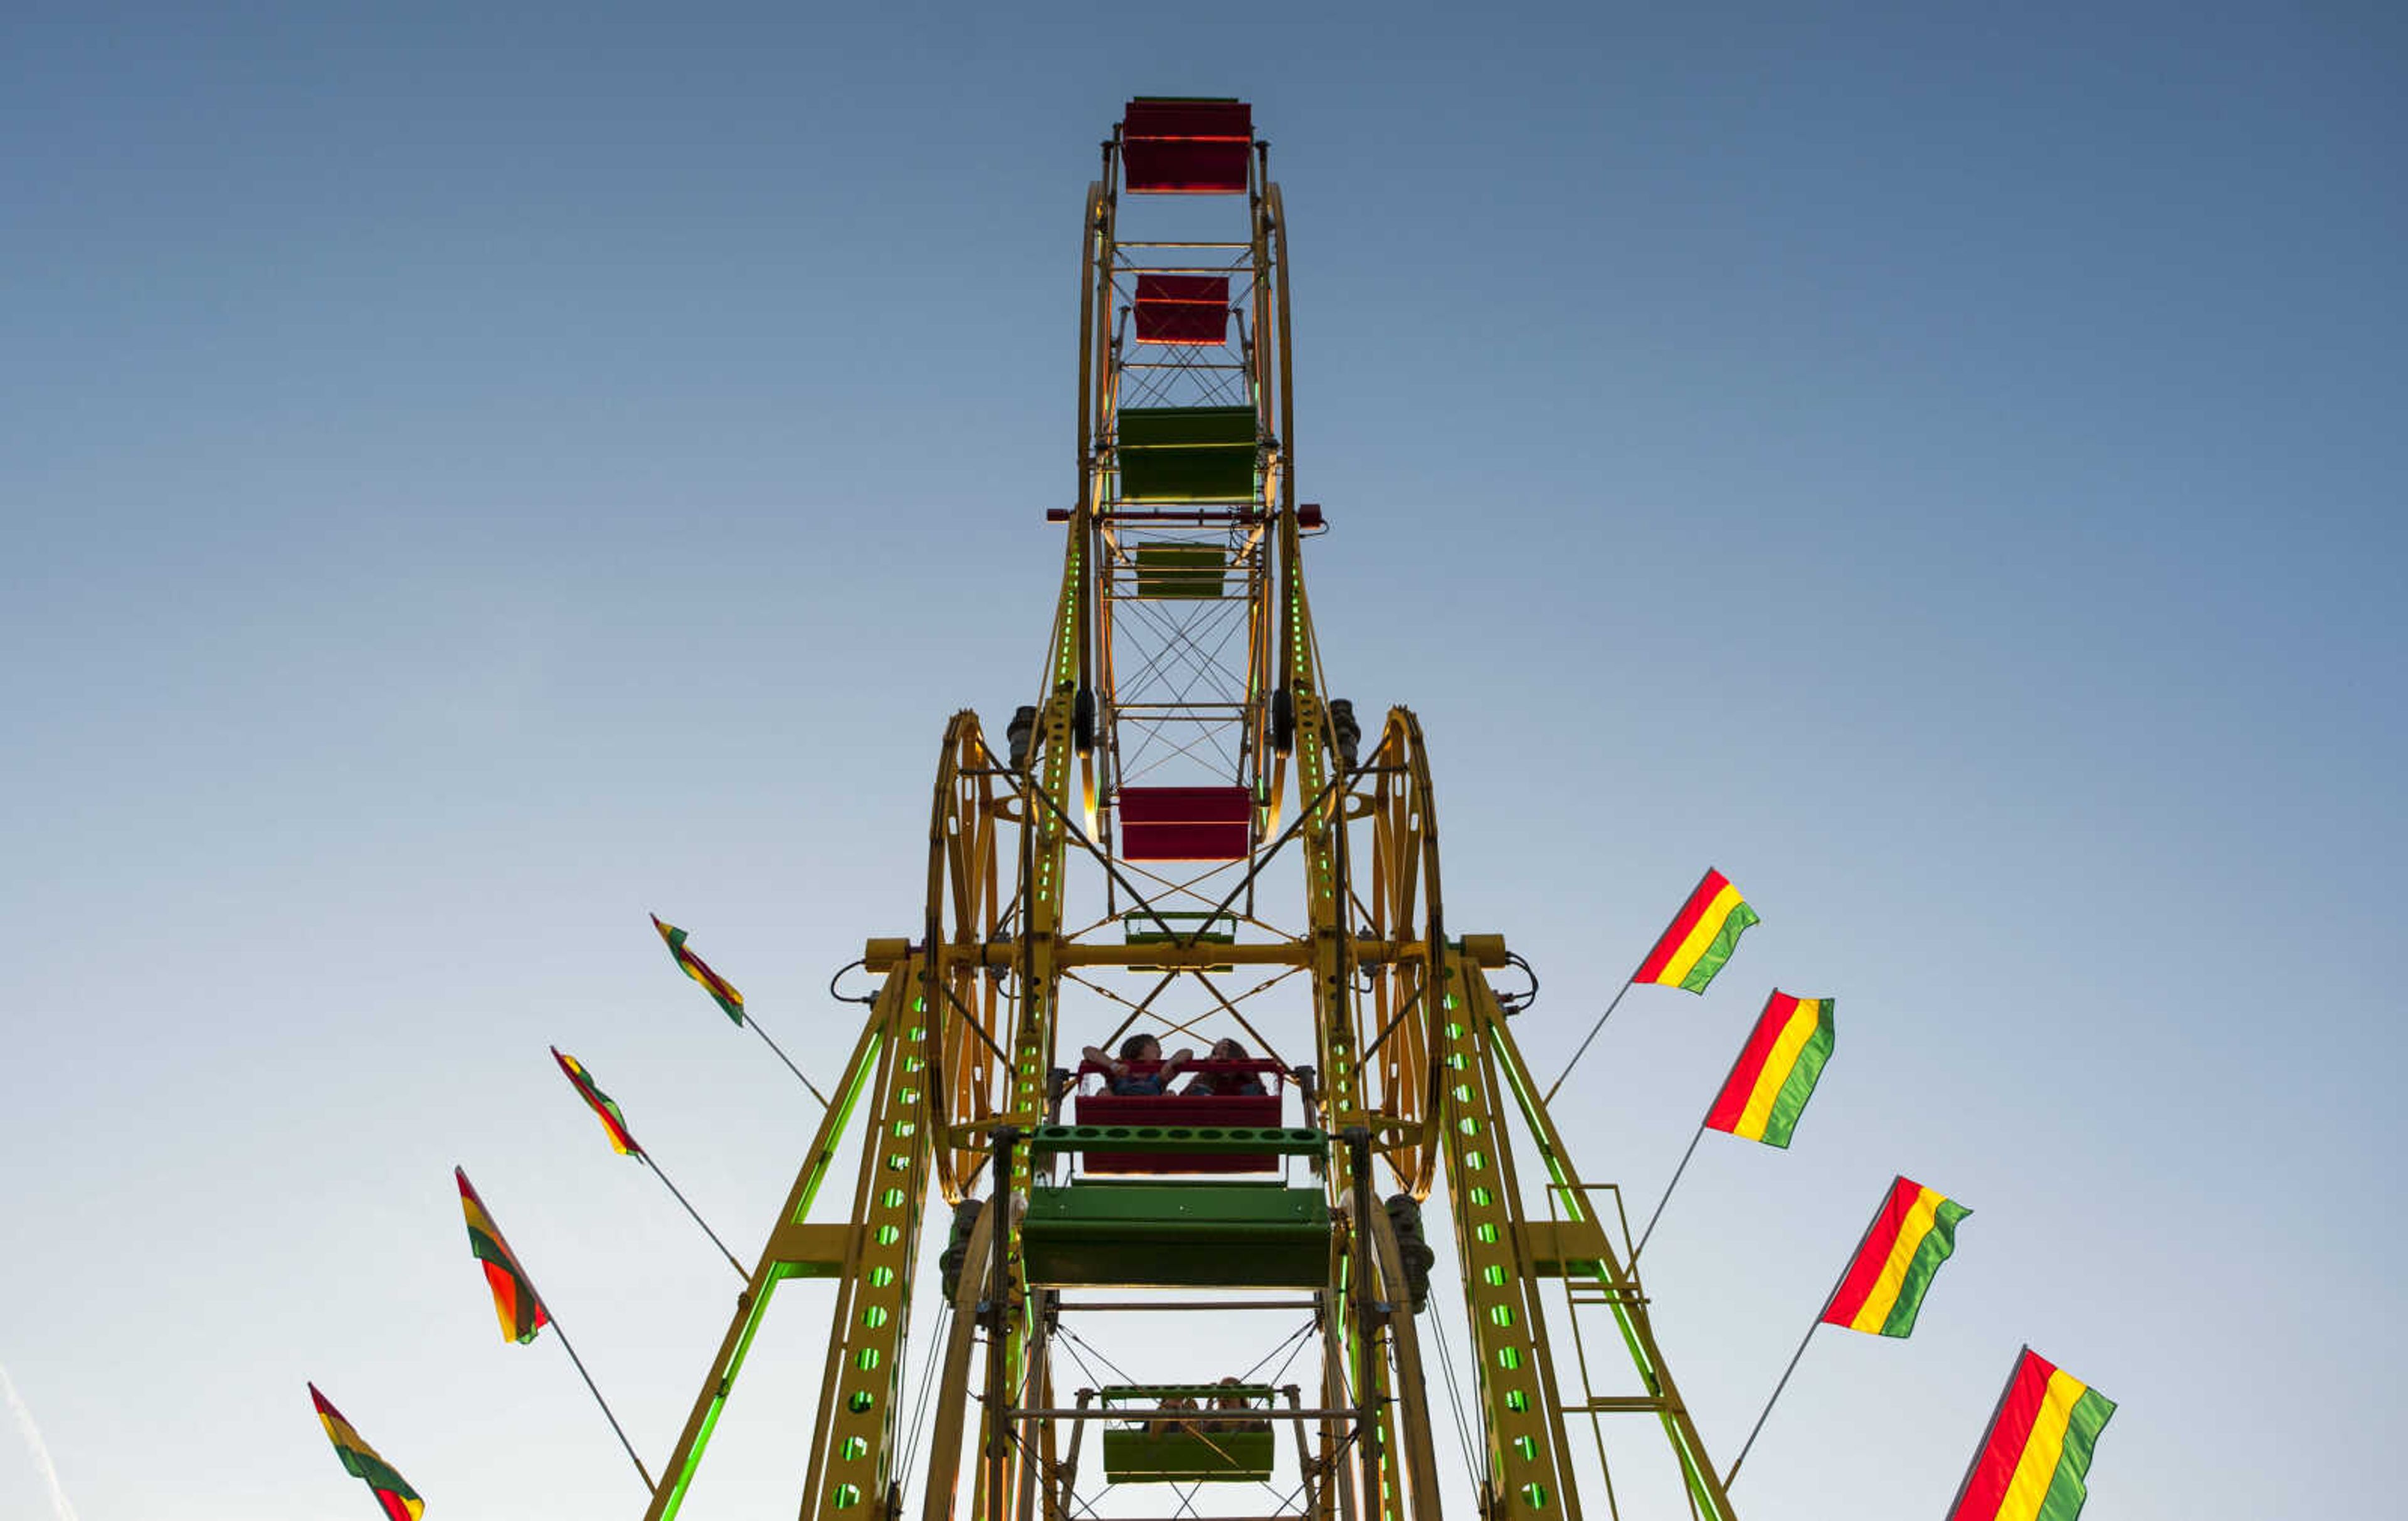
[3, 4, 2400, 1518]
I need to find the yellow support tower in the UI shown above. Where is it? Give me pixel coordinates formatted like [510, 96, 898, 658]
[641, 97, 1741, 1521]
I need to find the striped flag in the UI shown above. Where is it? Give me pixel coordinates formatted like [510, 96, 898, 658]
[1634, 869, 1760, 993]
[551, 1047, 643, 1157]
[309, 1384, 425, 1520]
[1946, 1348, 2116, 1521]
[1820, 1175, 1971, 1338]
[455, 1167, 549, 1344]
[1705, 992, 1835, 1149]
[652, 913, 746, 1025]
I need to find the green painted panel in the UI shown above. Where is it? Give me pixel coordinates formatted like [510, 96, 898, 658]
[1133, 544, 1227, 597]
[1120, 910, 1237, 945]
[1028, 1125, 1328, 1158]
[1117, 406, 1257, 502]
[1020, 1181, 1331, 1288]
[1122, 910, 1236, 971]
[1101, 1427, 1275, 1483]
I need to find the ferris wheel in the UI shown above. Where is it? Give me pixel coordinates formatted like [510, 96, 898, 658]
[635, 97, 1739, 1521]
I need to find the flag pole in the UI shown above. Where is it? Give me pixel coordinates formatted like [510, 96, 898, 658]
[745, 1016, 832, 1107]
[643, 1154, 747, 1279]
[1632, 1121, 1707, 1263]
[1724, 1319, 1817, 1489]
[1724, 1183, 1889, 1488]
[1942, 1345, 2032, 1520]
[1541, 969, 1640, 1106]
[544, 1305, 656, 1494]
[1546, 868, 1726, 1105]
[653, 914, 826, 1104]
[1634, 1001, 1765, 1261]
[550, 1046, 748, 1273]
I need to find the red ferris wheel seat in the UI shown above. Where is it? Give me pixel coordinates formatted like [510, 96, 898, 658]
[1118, 784, 1252, 861]
[1121, 98, 1253, 194]
[1074, 1060, 1287, 1173]
[1134, 274, 1232, 345]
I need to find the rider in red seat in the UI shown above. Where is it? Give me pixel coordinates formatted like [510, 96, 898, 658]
[1182, 1038, 1268, 1097]
[1081, 1032, 1193, 1096]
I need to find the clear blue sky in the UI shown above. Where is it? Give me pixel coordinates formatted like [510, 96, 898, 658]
[2, 4, 2399, 1518]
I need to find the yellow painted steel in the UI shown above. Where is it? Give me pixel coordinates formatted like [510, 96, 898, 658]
[805, 985, 941, 1517]
[1460, 965, 1741, 1521]
[638, 968, 911, 1521]
[1432, 950, 1578, 1518]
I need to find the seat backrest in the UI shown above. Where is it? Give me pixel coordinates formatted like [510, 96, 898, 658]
[1073, 1088, 1284, 1173]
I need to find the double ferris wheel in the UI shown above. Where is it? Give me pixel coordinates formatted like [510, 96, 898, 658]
[640, 97, 1739, 1521]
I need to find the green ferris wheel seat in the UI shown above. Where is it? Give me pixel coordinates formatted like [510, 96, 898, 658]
[1101, 1426, 1276, 1484]
[1019, 1177, 1331, 1288]
[1097, 1384, 1277, 1483]
[1116, 406, 1258, 502]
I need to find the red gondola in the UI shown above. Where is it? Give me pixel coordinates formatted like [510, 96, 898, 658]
[1121, 98, 1252, 194]
[1134, 274, 1231, 345]
[1117, 784, 1251, 861]
[1073, 1058, 1288, 1173]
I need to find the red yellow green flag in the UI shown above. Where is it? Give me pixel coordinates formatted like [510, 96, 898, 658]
[551, 1046, 643, 1157]
[455, 1167, 549, 1344]
[652, 913, 746, 1025]
[1820, 1175, 1971, 1338]
[1634, 868, 1760, 993]
[1704, 992, 1835, 1148]
[1946, 1347, 2116, 1521]
[309, 1384, 425, 1520]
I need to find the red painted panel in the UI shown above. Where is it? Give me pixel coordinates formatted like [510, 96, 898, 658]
[1120, 822, 1247, 861]
[1119, 785, 1252, 861]
[1119, 786, 1252, 824]
[1074, 1092, 1284, 1174]
[1123, 100, 1253, 140]
[1122, 99, 1253, 194]
[1135, 274, 1230, 345]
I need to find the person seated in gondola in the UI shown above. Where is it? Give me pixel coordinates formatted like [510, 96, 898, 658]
[1200, 1377, 1270, 1432]
[1181, 1037, 1269, 1097]
[1149, 1393, 1201, 1437]
[1081, 1032, 1193, 1095]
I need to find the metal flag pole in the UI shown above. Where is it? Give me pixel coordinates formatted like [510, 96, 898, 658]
[542, 1304, 656, 1493]
[643, 1154, 747, 1279]
[1540, 968, 1641, 1106]
[1550, 866, 1749, 1103]
[549, 1045, 751, 1274]
[1634, 1004, 1765, 1261]
[745, 1016, 832, 1107]
[652, 913, 827, 1105]
[1724, 1318, 1819, 1490]
[1632, 1122, 1708, 1263]
[1942, 1345, 2032, 1520]
[1724, 1184, 1889, 1488]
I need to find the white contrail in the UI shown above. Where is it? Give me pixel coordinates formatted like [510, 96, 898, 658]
[0, 1360, 80, 1521]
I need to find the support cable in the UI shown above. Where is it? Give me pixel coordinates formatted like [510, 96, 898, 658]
[893, 1299, 954, 1498]
[1426, 1295, 1486, 1488]
[1234, 1318, 1319, 1385]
